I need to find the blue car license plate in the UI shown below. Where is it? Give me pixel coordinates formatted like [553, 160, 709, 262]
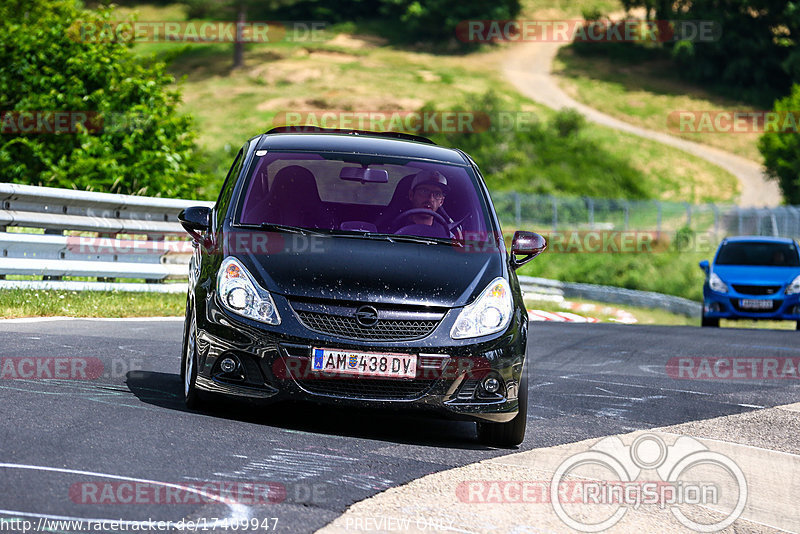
[739, 299, 773, 310]
[311, 348, 417, 378]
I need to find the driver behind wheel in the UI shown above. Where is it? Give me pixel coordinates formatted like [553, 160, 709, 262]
[407, 170, 449, 226]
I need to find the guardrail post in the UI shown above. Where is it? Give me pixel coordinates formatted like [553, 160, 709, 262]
[587, 197, 594, 228]
[42, 228, 64, 281]
[737, 209, 744, 234]
[146, 234, 164, 284]
[551, 196, 558, 232]
[685, 202, 692, 228]
[0, 226, 4, 280]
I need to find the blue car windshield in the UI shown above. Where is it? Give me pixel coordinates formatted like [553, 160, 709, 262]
[716, 242, 800, 267]
[235, 151, 494, 241]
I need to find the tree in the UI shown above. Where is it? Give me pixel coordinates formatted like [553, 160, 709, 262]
[759, 84, 800, 204]
[0, 0, 204, 198]
[185, 0, 302, 69]
[668, 0, 800, 106]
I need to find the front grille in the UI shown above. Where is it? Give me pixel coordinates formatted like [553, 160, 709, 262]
[733, 284, 781, 295]
[294, 377, 436, 400]
[732, 299, 783, 313]
[294, 310, 439, 341]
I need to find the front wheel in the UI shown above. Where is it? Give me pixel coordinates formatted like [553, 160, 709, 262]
[796, 321, 799, 331]
[701, 314, 719, 327]
[182, 312, 205, 410]
[477, 370, 528, 448]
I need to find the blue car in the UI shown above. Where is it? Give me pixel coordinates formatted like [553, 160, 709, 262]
[700, 236, 800, 328]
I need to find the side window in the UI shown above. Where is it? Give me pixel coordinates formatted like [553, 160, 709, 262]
[216, 148, 244, 211]
[213, 148, 245, 234]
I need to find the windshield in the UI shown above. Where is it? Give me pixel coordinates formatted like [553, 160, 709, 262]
[716, 241, 800, 266]
[235, 151, 494, 241]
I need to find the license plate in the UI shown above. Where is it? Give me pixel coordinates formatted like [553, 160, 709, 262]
[740, 299, 773, 310]
[311, 348, 416, 378]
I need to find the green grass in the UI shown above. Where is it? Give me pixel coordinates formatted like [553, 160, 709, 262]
[0, 289, 184, 318]
[553, 44, 763, 163]
[519, 247, 710, 302]
[108, 3, 741, 203]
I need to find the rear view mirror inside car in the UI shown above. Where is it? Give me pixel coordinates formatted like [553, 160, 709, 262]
[339, 166, 389, 183]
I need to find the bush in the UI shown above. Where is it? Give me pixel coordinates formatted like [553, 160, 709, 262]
[425, 92, 649, 199]
[0, 0, 204, 198]
[759, 84, 800, 204]
[552, 109, 585, 138]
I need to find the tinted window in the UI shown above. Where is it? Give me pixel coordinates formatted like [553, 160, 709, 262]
[716, 242, 800, 266]
[235, 151, 493, 241]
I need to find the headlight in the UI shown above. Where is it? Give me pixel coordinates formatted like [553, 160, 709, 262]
[451, 277, 513, 339]
[786, 275, 800, 295]
[217, 257, 281, 325]
[708, 272, 729, 293]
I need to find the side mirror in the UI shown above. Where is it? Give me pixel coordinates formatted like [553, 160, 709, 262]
[511, 231, 546, 270]
[699, 260, 710, 274]
[178, 206, 211, 243]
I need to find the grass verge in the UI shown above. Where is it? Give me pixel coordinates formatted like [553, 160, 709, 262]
[0, 290, 185, 319]
[553, 46, 763, 163]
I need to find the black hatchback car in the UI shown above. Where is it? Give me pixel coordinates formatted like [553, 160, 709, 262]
[178, 127, 546, 447]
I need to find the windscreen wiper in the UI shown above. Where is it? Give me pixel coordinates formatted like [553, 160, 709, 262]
[237, 222, 327, 236]
[370, 233, 463, 247]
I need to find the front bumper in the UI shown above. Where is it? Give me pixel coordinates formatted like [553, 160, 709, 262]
[192, 294, 528, 423]
[703, 288, 800, 321]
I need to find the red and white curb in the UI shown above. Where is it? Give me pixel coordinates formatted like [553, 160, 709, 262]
[527, 301, 638, 324]
[527, 309, 599, 322]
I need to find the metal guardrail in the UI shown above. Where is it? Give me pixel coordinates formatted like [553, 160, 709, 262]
[0, 183, 212, 293]
[518, 276, 702, 318]
[492, 192, 800, 240]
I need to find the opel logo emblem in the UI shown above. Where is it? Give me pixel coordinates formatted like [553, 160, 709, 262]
[355, 305, 379, 327]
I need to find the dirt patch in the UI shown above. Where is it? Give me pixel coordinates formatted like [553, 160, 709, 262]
[328, 33, 387, 49]
[308, 49, 360, 63]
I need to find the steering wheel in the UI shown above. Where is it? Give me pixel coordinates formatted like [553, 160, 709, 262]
[391, 208, 450, 233]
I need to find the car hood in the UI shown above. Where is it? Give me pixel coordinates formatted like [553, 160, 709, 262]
[712, 265, 800, 285]
[229, 232, 505, 308]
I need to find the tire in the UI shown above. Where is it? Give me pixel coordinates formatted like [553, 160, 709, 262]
[796, 321, 800, 331]
[477, 369, 528, 448]
[701, 315, 719, 328]
[181, 311, 205, 410]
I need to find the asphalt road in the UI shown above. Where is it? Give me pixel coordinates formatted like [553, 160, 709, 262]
[0, 318, 798, 533]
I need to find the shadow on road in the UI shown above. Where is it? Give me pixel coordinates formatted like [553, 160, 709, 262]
[126, 370, 490, 450]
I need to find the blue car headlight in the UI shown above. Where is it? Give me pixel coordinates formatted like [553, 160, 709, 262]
[786, 275, 800, 295]
[708, 273, 729, 293]
[217, 257, 281, 325]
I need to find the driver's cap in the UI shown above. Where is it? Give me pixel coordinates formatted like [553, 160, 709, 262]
[410, 170, 449, 195]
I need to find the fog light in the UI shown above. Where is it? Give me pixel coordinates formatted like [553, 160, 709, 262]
[220, 357, 237, 373]
[482, 377, 500, 394]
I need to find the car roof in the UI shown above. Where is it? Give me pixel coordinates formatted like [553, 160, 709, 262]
[721, 236, 797, 245]
[255, 131, 469, 165]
